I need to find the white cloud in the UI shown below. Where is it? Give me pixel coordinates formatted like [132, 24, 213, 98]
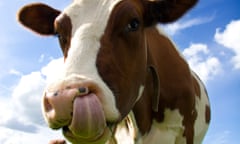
[0, 57, 64, 143]
[0, 97, 13, 125]
[163, 16, 214, 35]
[41, 57, 64, 84]
[214, 20, 240, 70]
[0, 126, 64, 144]
[38, 54, 45, 63]
[183, 43, 221, 83]
[183, 43, 209, 57]
[9, 69, 22, 76]
[11, 71, 46, 124]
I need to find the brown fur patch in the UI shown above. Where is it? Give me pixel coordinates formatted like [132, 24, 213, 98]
[205, 105, 211, 124]
[54, 14, 72, 58]
[17, 3, 60, 35]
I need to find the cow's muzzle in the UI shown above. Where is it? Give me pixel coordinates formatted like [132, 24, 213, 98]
[42, 76, 117, 143]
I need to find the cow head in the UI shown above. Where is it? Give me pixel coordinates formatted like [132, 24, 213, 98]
[17, 0, 197, 143]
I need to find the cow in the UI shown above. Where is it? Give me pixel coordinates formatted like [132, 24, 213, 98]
[17, 0, 210, 144]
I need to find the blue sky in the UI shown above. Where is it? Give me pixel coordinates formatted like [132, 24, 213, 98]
[0, 0, 239, 143]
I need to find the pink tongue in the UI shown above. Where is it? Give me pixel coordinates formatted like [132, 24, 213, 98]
[69, 93, 106, 138]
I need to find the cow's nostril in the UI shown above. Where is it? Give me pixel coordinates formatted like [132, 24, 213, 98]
[44, 96, 53, 112]
[78, 87, 89, 95]
[54, 91, 59, 96]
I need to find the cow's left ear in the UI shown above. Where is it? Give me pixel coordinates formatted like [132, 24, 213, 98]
[17, 3, 61, 35]
[143, 0, 198, 26]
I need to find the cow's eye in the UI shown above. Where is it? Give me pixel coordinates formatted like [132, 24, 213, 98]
[54, 32, 68, 55]
[55, 33, 66, 44]
[126, 18, 140, 32]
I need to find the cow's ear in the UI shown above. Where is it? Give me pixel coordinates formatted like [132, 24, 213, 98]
[17, 3, 61, 35]
[143, 0, 198, 26]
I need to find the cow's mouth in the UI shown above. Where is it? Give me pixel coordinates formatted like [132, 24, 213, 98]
[62, 93, 112, 143]
[43, 77, 120, 143]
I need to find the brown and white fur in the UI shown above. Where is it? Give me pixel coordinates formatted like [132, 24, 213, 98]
[17, 0, 210, 143]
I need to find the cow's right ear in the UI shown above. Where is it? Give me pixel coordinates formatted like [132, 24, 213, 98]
[143, 0, 198, 26]
[17, 3, 61, 35]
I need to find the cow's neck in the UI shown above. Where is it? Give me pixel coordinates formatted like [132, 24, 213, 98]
[131, 27, 161, 135]
[132, 25, 193, 135]
[132, 66, 159, 135]
[106, 28, 160, 141]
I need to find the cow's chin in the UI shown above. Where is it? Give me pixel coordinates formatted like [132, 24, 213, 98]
[63, 126, 112, 144]
[62, 93, 112, 144]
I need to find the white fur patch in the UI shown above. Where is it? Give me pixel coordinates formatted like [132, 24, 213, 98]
[137, 109, 185, 144]
[111, 109, 185, 144]
[136, 85, 145, 102]
[113, 111, 139, 144]
[56, 0, 123, 121]
[192, 72, 210, 143]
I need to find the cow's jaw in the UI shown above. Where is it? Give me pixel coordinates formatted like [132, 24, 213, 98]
[42, 0, 122, 143]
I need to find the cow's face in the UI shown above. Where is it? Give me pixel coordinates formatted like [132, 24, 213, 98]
[18, 0, 197, 143]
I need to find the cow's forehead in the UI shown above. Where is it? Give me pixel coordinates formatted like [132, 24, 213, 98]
[62, 0, 122, 37]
